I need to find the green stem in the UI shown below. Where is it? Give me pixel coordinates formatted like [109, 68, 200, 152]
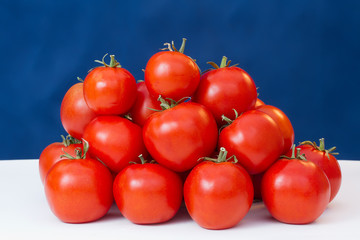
[138, 154, 146, 164]
[219, 56, 228, 68]
[319, 138, 325, 151]
[179, 38, 187, 53]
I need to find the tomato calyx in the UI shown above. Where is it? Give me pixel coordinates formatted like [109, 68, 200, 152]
[161, 38, 187, 54]
[151, 95, 191, 111]
[203, 56, 239, 74]
[61, 135, 82, 148]
[60, 139, 89, 160]
[200, 147, 238, 164]
[219, 109, 240, 132]
[94, 53, 122, 68]
[130, 154, 156, 165]
[299, 138, 339, 159]
[281, 145, 307, 161]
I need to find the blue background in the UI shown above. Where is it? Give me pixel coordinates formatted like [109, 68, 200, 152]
[1, 0, 359, 160]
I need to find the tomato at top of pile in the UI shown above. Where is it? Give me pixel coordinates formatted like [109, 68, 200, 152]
[193, 56, 257, 126]
[144, 38, 201, 101]
[83, 54, 137, 115]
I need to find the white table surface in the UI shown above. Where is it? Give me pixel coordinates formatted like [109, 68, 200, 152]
[0, 159, 359, 240]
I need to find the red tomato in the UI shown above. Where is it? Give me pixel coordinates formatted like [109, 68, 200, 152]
[261, 151, 330, 224]
[145, 38, 200, 101]
[44, 142, 113, 223]
[184, 148, 254, 229]
[193, 56, 257, 126]
[83, 115, 147, 173]
[113, 156, 183, 224]
[143, 101, 218, 172]
[39, 135, 82, 184]
[60, 82, 97, 140]
[256, 105, 294, 154]
[83, 54, 137, 115]
[219, 110, 284, 174]
[295, 138, 341, 202]
[128, 81, 162, 126]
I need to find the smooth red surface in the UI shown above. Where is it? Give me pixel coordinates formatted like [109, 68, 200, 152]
[256, 105, 294, 154]
[145, 51, 200, 101]
[113, 163, 183, 224]
[193, 67, 257, 126]
[60, 82, 97, 140]
[184, 161, 254, 230]
[143, 102, 218, 172]
[261, 158, 331, 224]
[83, 66, 137, 115]
[128, 81, 162, 126]
[44, 158, 114, 223]
[219, 110, 284, 174]
[295, 145, 342, 202]
[83, 116, 147, 173]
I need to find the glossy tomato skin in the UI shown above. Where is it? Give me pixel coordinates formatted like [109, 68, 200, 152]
[60, 83, 97, 140]
[113, 163, 183, 224]
[256, 105, 294, 154]
[44, 158, 114, 223]
[83, 116, 147, 173]
[39, 141, 82, 184]
[145, 51, 200, 101]
[295, 145, 341, 202]
[184, 161, 254, 230]
[128, 81, 162, 126]
[83, 66, 137, 115]
[193, 67, 257, 126]
[143, 102, 218, 172]
[218, 110, 284, 174]
[261, 158, 330, 224]
[254, 98, 265, 108]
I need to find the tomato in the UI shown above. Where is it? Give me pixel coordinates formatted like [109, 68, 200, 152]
[295, 138, 341, 202]
[193, 56, 257, 126]
[218, 110, 284, 174]
[128, 81, 162, 126]
[145, 38, 200, 101]
[251, 173, 264, 200]
[184, 148, 254, 229]
[83, 54, 137, 115]
[113, 155, 183, 224]
[143, 100, 218, 172]
[39, 135, 82, 184]
[256, 105, 294, 154]
[44, 141, 113, 223]
[261, 149, 330, 224]
[83, 115, 147, 173]
[60, 81, 97, 140]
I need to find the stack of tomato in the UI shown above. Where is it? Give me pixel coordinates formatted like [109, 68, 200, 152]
[39, 38, 342, 229]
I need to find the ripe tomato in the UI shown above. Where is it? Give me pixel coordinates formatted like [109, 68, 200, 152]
[256, 105, 294, 154]
[39, 135, 82, 184]
[184, 148, 254, 230]
[44, 141, 113, 223]
[295, 138, 341, 202]
[83, 54, 137, 115]
[143, 101, 218, 172]
[128, 81, 162, 126]
[193, 56, 257, 126]
[83, 115, 147, 173]
[145, 38, 200, 101]
[261, 150, 330, 224]
[113, 155, 183, 224]
[60, 81, 97, 140]
[218, 110, 284, 174]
